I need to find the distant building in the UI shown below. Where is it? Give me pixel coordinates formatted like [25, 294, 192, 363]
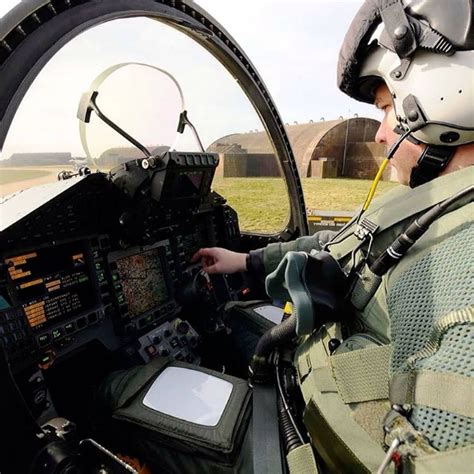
[1, 152, 72, 166]
[207, 118, 388, 180]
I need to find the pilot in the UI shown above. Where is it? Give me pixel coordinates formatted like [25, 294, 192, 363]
[192, 0, 474, 471]
[99, 1, 473, 472]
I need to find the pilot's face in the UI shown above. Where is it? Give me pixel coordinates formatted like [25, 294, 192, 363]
[374, 83, 424, 185]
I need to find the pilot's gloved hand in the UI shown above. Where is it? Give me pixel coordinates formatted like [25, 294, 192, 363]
[191, 247, 248, 274]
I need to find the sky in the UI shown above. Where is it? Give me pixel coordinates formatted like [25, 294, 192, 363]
[0, 0, 378, 160]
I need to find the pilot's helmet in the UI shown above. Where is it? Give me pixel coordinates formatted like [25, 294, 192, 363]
[337, 0, 474, 150]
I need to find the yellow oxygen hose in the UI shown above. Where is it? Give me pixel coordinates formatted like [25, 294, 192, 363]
[361, 124, 423, 213]
[361, 157, 389, 211]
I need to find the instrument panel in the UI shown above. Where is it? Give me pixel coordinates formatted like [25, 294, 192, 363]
[0, 152, 243, 378]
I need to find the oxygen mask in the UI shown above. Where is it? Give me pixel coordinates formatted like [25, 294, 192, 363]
[265, 250, 349, 336]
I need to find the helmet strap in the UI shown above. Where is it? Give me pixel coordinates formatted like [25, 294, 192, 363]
[409, 145, 455, 188]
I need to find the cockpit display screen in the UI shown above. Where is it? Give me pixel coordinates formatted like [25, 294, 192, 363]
[162, 170, 205, 198]
[5, 242, 97, 330]
[115, 248, 168, 318]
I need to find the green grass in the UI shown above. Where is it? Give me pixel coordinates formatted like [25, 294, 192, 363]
[212, 177, 399, 233]
[0, 168, 51, 185]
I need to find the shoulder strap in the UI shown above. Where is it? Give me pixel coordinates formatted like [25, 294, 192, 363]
[389, 305, 474, 417]
[390, 371, 474, 418]
[329, 168, 474, 261]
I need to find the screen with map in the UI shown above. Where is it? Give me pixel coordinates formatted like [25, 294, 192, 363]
[115, 248, 168, 318]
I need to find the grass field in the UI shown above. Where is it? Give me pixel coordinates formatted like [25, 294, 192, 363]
[0, 168, 51, 185]
[0, 166, 74, 197]
[212, 177, 399, 233]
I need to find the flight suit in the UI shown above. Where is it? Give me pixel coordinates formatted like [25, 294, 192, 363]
[261, 166, 474, 472]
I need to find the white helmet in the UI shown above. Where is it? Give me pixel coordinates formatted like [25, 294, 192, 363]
[338, 0, 474, 186]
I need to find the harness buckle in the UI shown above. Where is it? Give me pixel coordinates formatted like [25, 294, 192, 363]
[354, 217, 378, 241]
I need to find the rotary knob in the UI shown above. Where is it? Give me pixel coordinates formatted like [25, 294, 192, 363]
[176, 321, 189, 335]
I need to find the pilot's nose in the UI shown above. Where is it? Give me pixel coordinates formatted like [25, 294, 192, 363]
[375, 121, 387, 144]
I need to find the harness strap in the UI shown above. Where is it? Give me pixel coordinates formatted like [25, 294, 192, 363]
[329, 168, 473, 261]
[406, 305, 474, 369]
[390, 371, 474, 418]
[350, 198, 473, 311]
[330, 345, 391, 403]
[390, 305, 474, 417]
[287, 444, 319, 474]
[406, 444, 474, 473]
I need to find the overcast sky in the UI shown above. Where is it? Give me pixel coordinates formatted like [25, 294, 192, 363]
[0, 0, 378, 159]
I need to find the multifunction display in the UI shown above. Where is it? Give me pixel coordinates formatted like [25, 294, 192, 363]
[5, 242, 97, 330]
[115, 248, 168, 319]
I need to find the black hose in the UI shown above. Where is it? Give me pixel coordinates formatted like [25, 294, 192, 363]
[277, 392, 303, 453]
[248, 315, 297, 385]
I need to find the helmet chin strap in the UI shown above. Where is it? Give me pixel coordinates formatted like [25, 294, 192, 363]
[409, 145, 456, 188]
[391, 125, 456, 188]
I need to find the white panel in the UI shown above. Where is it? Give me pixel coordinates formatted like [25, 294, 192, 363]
[143, 367, 233, 426]
[253, 305, 284, 324]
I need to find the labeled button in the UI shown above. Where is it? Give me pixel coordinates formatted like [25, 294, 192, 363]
[64, 322, 75, 334]
[145, 314, 153, 324]
[169, 337, 179, 348]
[146, 345, 157, 357]
[117, 294, 126, 305]
[52, 328, 65, 340]
[38, 334, 50, 346]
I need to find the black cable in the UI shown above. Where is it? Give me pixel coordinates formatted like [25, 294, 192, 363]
[275, 353, 304, 452]
[370, 185, 473, 276]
